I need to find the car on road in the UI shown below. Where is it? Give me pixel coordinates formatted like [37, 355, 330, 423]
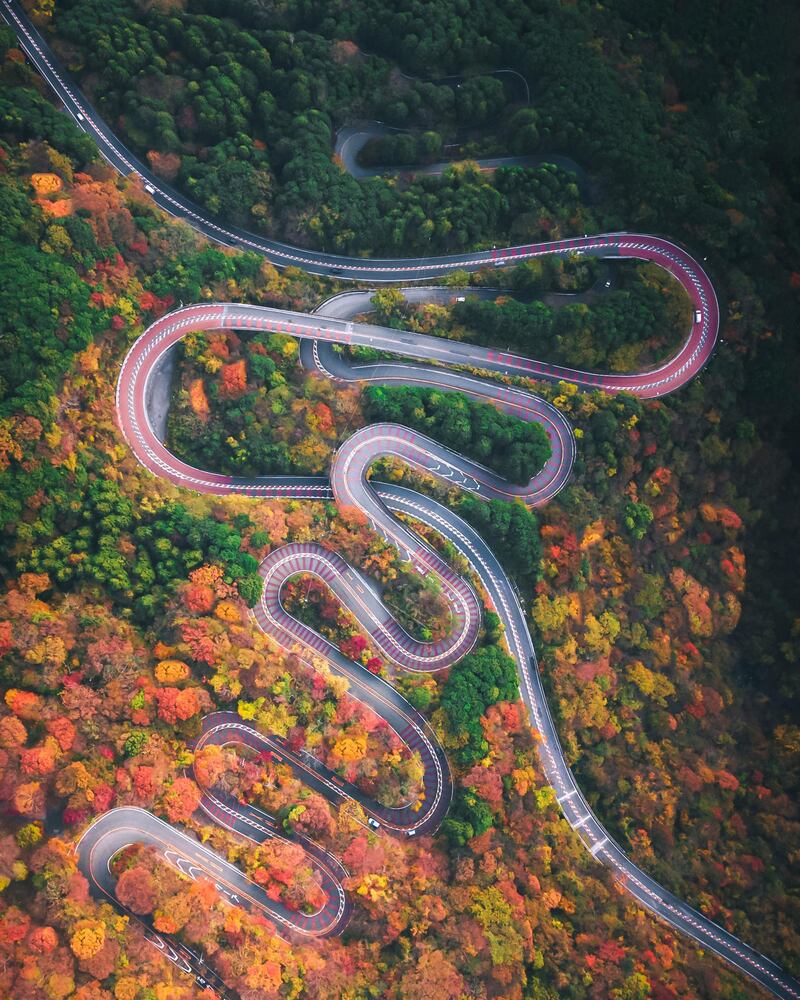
[145, 183, 156, 194]
[694, 309, 702, 323]
[367, 817, 380, 830]
[76, 112, 84, 121]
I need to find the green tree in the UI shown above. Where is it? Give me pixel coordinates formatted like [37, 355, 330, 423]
[442, 645, 519, 764]
[622, 501, 653, 540]
[441, 786, 494, 846]
[456, 496, 541, 582]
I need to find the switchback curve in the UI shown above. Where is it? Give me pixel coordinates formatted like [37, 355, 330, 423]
[87, 244, 800, 999]
[6, 2, 795, 993]
[0, 0, 713, 307]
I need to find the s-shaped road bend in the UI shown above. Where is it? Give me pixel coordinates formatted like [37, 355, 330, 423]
[4, 1, 797, 995]
[100, 277, 797, 1000]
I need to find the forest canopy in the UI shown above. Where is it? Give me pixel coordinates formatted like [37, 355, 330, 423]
[0, 0, 798, 997]
[362, 384, 552, 485]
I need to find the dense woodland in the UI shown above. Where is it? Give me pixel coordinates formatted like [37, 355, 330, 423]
[0, 0, 799, 998]
[167, 321, 551, 485]
[455, 263, 691, 372]
[353, 262, 690, 374]
[167, 325, 356, 478]
[45, 0, 589, 255]
[363, 385, 552, 485]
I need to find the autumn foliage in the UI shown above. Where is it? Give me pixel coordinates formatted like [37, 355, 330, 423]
[0, 23, 798, 1000]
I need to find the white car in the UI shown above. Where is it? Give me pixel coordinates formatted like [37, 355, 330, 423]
[694, 309, 702, 323]
[455, 296, 465, 302]
[406, 829, 416, 837]
[145, 183, 155, 194]
[367, 817, 380, 830]
[76, 112, 84, 121]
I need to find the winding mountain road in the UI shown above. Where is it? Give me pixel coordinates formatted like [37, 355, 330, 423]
[4, 2, 797, 997]
[335, 121, 592, 198]
[95, 280, 796, 1000]
[0, 0, 711, 298]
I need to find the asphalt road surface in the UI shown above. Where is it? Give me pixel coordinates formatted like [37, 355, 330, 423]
[76, 806, 329, 997]
[335, 121, 592, 196]
[0, 0, 708, 292]
[97, 286, 797, 1000]
[4, 2, 796, 996]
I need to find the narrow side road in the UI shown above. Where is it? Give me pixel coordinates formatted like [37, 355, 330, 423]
[7, 2, 796, 994]
[93, 275, 800, 999]
[334, 120, 591, 198]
